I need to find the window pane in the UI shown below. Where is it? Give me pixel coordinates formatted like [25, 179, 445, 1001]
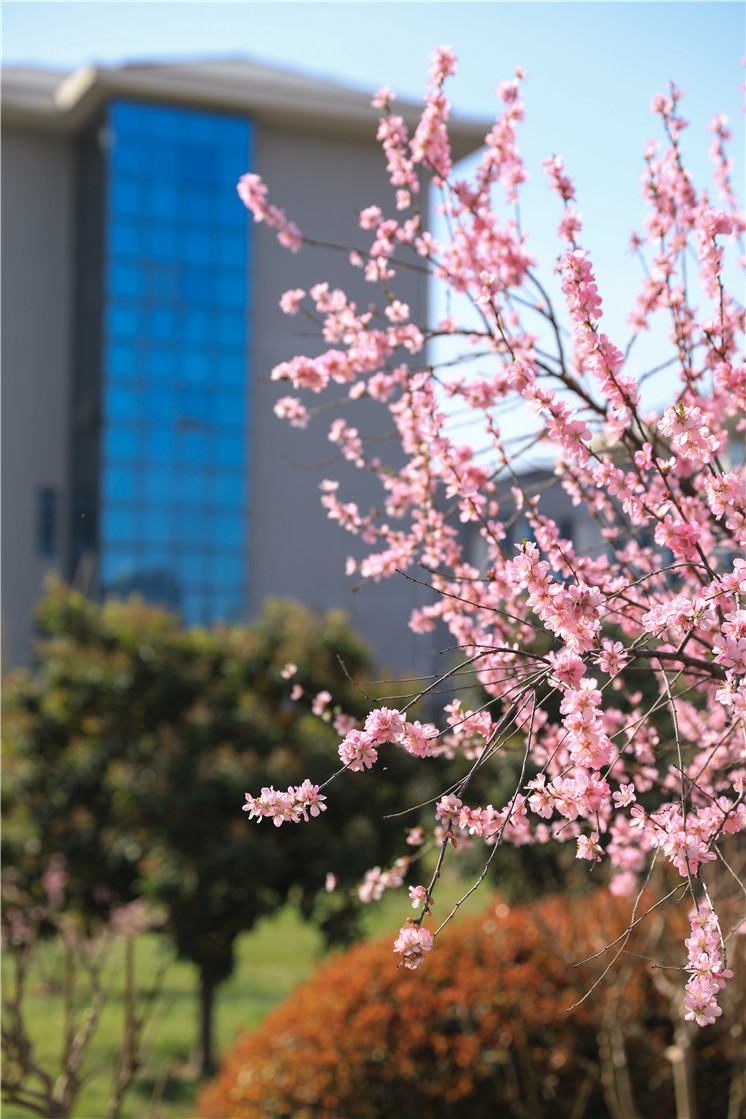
[144, 508, 171, 543]
[36, 488, 57, 556]
[105, 386, 137, 421]
[143, 470, 170, 502]
[101, 99, 251, 627]
[175, 470, 207, 503]
[215, 515, 243, 547]
[108, 344, 136, 379]
[145, 348, 175, 381]
[212, 473, 244, 505]
[147, 225, 177, 258]
[107, 303, 139, 339]
[214, 393, 244, 428]
[110, 177, 142, 216]
[102, 467, 136, 501]
[102, 506, 136, 543]
[104, 426, 138, 461]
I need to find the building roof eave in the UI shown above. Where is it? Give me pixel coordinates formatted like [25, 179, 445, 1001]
[2, 58, 488, 159]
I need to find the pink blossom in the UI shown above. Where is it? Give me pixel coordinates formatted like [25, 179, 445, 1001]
[408, 884, 428, 909]
[576, 832, 604, 862]
[358, 862, 407, 903]
[312, 690, 333, 719]
[364, 707, 406, 744]
[332, 711, 358, 737]
[683, 904, 733, 1026]
[713, 610, 746, 672]
[359, 205, 382, 230]
[435, 795, 463, 827]
[273, 396, 309, 429]
[338, 729, 378, 772]
[659, 403, 720, 464]
[237, 173, 302, 251]
[371, 86, 395, 111]
[596, 639, 628, 678]
[609, 871, 638, 897]
[400, 720, 439, 757]
[279, 288, 305, 315]
[41, 855, 67, 910]
[546, 649, 585, 689]
[427, 45, 457, 85]
[393, 925, 434, 969]
[612, 784, 636, 808]
[243, 781, 327, 827]
[384, 299, 410, 324]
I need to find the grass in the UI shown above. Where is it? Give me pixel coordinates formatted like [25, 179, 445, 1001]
[2, 876, 490, 1119]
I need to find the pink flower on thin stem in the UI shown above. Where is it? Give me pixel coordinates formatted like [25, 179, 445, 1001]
[394, 925, 434, 969]
[279, 288, 306, 316]
[576, 832, 604, 862]
[408, 885, 428, 909]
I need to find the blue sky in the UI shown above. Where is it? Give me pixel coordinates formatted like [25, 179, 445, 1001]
[4, 1, 744, 451]
[5, 2, 741, 294]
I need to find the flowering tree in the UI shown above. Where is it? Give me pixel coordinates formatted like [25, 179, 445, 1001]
[238, 47, 745, 1030]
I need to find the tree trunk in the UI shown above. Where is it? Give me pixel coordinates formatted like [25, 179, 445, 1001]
[198, 976, 216, 1079]
[665, 1020, 697, 1119]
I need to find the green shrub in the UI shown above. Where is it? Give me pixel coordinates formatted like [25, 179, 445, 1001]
[2, 580, 422, 1075]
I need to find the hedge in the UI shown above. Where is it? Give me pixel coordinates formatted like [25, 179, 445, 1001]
[198, 889, 741, 1118]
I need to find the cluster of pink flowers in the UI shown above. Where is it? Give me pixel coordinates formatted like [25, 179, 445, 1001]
[273, 395, 309, 429]
[695, 206, 735, 299]
[357, 861, 407, 903]
[408, 884, 428, 909]
[279, 287, 306, 316]
[338, 729, 379, 772]
[242, 780, 327, 827]
[576, 832, 604, 862]
[683, 905, 734, 1026]
[658, 402, 720, 464]
[240, 50, 745, 1015]
[393, 924, 434, 969]
[337, 707, 440, 770]
[642, 594, 718, 643]
[511, 544, 603, 654]
[410, 47, 455, 183]
[237, 173, 302, 252]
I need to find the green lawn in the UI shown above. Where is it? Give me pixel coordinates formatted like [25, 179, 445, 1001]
[2, 878, 489, 1119]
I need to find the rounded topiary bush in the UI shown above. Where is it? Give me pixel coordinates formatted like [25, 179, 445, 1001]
[198, 891, 740, 1119]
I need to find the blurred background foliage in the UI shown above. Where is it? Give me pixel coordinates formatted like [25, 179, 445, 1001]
[1, 579, 425, 1074]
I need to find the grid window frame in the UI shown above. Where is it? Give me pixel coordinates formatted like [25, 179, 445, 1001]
[99, 98, 252, 628]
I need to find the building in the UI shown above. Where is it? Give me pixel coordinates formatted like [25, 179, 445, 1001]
[1, 58, 486, 672]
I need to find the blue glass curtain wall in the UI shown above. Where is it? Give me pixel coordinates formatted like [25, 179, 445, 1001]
[100, 100, 252, 626]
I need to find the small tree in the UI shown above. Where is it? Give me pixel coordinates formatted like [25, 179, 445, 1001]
[2, 581, 422, 1076]
[235, 46, 745, 1032]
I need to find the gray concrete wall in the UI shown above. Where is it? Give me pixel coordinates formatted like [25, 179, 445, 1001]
[1, 110, 441, 679]
[1, 129, 75, 668]
[249, 123, 436, 678]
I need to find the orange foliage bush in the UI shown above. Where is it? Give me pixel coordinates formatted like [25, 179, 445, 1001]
[199, 891, 741, 1118]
